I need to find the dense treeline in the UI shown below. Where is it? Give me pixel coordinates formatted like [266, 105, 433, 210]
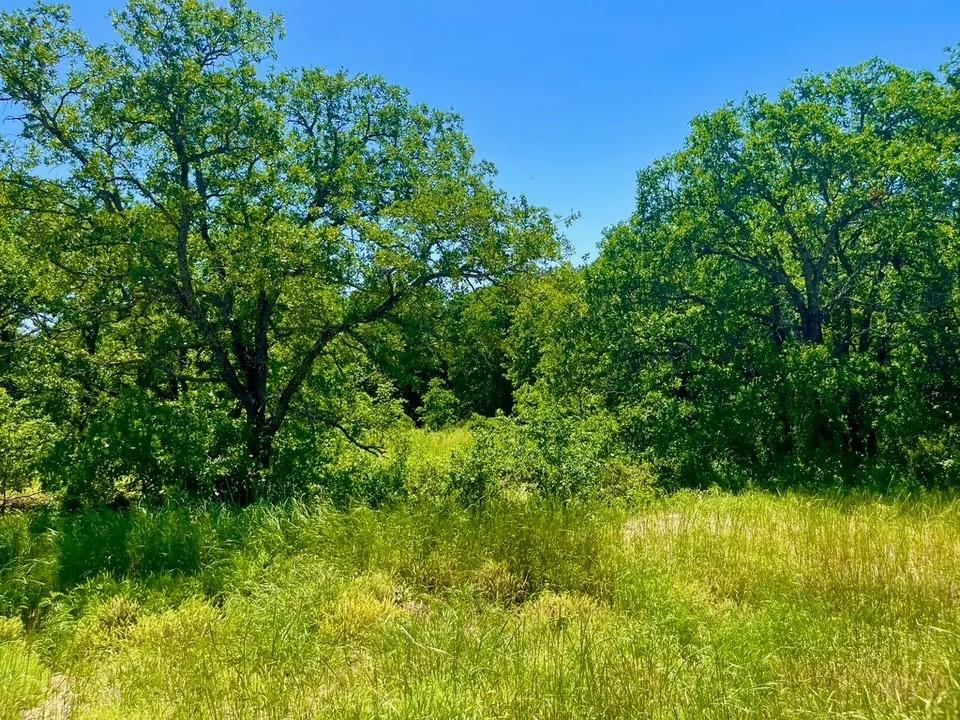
[1, 0, 958, 506]
[560, 57, 960, 489]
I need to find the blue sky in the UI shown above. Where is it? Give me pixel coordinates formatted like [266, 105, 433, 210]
[2, 1, 959, 257]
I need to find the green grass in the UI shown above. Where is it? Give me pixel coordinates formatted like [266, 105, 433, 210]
[1, 490, 959, 718]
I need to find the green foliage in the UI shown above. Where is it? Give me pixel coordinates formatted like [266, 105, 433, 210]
[46, 389, 248, 507]
[448, 416, 542, 505]
[417, 378, 464, 430]
[570, 57, 960, 488]
[1, 0, 959, 506]
[0, 0, 560, 503]
[515, 388, 633, 497]
[504, 264, 593, 399]
[447, 406, 650, 505]
[442, 284, 518, 416]
[316, 443, 409, 509]
[0, 391, 56, 500]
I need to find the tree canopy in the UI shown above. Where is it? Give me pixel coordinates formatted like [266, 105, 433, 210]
[1, 1, 958, 504]
[576, 57, 960, 485]
[0, 0, 561, 502]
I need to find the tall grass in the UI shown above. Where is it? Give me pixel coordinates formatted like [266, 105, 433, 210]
[1, 491, 959, 718]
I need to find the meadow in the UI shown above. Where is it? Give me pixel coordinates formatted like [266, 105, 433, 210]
[3, 3, 960, 717]
[2, 483, 959, 719]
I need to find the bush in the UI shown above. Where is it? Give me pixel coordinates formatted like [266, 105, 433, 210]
[417, 379, 464, 430]
[447, 398, 652, 505]
[46, 389, 248, 508]
[449, 415, 543, 506]
[0, 390, 56, 502]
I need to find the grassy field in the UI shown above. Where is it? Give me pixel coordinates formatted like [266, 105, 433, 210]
[1, 490, 959, 719]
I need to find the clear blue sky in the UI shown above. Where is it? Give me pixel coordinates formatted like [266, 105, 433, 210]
[2, 1, 959, 257]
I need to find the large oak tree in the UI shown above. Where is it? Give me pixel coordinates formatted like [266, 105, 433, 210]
[584, 58, 960, 480]
[0, 0, 560, 500]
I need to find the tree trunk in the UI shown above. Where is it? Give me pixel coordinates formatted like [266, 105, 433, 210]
[802, 302, 824, 344]
[237, 403, 274, 505]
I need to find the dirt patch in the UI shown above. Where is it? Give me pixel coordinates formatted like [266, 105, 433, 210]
[22, 673, 73, 720]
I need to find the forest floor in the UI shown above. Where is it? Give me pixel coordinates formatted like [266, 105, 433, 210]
[1, 485, 959, 718]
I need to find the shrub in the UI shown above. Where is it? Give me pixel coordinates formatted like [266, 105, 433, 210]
[417, 379, 464, 430]
[0, 390, 56, 502]
[448, 415, 543, 506]
[447, 401, 651, 504]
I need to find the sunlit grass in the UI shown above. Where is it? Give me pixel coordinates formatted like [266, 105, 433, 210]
[1, 491, 959, 718]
